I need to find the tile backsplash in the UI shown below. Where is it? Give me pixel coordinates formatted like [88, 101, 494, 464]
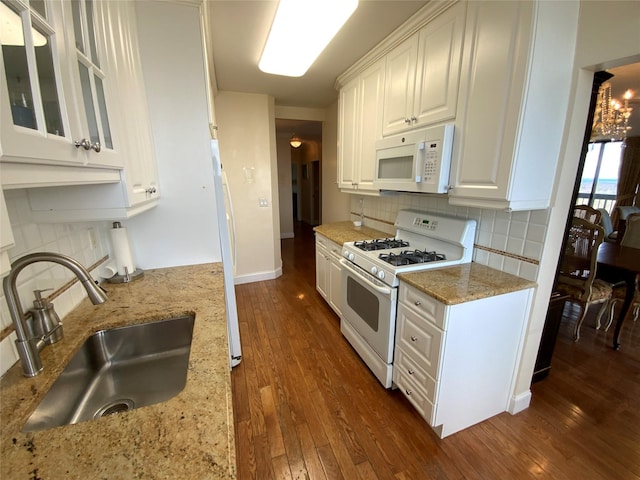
[351, 194, 549, 282]
[0, 189, 113, 377]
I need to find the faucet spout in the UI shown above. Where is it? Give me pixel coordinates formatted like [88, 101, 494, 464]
[2, 252, 108, 377]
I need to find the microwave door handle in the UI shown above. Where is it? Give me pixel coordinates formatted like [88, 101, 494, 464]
[414, 142, 425, 183]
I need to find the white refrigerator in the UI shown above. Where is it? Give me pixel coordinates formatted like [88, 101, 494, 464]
[211, 138, 242, 367]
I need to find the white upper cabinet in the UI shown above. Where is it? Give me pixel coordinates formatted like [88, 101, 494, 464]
[29, 1, 159, 222]
[0, 0, 122, 176]
[338, 58, 385, 195]
[448, 0, 578, 210]
[382, 2, 464, 136]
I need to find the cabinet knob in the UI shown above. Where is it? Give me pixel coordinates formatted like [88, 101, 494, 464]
[408, 368, 414, 375]
[90, 142, 101, 153]
[447, 185, 454, 191]
[414, 300, 422, 306]
[405, 389, 412, 396]
[74, 138, 91, 150]
[411, 116, 417, 123]
[404, 118, 411, 124]
[146, 186, 157, 195]
[410, 335, 418, 342]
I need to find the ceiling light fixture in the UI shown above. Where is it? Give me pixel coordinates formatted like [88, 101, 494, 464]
[290, 134, 302, 148]
[259, 0, 358, 77]
[591, 82, 634, 142]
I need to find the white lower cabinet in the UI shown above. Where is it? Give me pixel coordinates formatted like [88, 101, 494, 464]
[315, 234, 343, 316]
[394, 282, 532, 438]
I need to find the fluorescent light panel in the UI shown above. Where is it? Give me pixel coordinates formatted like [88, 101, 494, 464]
[259, 0, 358, 77]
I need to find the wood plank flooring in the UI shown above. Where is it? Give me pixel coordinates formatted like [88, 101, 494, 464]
[231, 222, 640, 479]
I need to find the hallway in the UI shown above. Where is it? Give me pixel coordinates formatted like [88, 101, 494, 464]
[231, 222, 640, 479]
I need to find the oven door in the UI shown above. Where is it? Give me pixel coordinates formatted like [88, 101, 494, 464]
[340, 259, 397, 363]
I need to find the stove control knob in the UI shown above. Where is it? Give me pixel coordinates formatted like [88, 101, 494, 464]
[377, 270, 385, 280]
[348, 253, 355, 261]
[371, 266, 378, 275]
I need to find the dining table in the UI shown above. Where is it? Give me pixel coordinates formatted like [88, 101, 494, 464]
[597, 242, 640, 350]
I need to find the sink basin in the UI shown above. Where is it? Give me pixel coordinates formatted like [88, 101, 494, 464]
[23, 314, 195, 432]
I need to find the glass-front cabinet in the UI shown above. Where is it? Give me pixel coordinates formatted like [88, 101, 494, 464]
[0, 0, 123, 173]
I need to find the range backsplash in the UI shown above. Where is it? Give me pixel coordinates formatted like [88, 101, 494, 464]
[350, 194, 548, 283]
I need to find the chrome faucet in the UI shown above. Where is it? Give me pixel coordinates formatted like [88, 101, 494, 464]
[2, 252, 108, 377]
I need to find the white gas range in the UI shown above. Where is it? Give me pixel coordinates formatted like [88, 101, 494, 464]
[339, 210, 476, 388]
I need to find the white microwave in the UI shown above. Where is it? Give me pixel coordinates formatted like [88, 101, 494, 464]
[373, 124, 454, 194]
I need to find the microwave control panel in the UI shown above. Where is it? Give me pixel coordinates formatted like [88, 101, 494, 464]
[422, 140, 442, 184]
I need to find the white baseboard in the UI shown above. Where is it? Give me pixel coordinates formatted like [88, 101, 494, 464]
[281, 232, 295, 239]
[234, 266, 283, 285]
[508, 390, 532, 414]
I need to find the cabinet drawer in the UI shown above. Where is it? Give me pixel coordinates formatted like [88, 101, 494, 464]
[394, 347, 437, 402]
[400, 283, 447, 330]
[395, 366, 435, 423]
[396, 304, 444, 380]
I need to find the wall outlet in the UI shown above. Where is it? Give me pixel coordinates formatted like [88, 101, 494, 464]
[259, 198, 268, 207]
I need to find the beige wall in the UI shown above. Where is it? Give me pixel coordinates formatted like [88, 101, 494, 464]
[215, 91, 282, 284]
[321, 101, 350, 223]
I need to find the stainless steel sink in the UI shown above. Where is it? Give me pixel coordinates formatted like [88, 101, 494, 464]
[23, 314, 195, 432]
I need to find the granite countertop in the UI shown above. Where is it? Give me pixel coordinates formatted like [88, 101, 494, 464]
[314, 221, 389, 245]
[399, 263, 536, 305]
[0, 263, 235, 479]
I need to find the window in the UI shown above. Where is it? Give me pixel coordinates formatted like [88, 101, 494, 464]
[577, 141, 623, 213]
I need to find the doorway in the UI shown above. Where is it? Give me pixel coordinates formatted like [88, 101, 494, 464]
[275, 119, 323, 235]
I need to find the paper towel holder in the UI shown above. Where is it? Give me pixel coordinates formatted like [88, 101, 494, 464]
[106, 222, 144, 284]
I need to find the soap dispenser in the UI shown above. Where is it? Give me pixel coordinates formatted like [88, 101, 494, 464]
[30, 289, 63, 344]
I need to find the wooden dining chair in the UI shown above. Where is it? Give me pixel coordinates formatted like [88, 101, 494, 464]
[621, 212, 640, 249]
[556, 217, 612, 341]
[599, 273, 640, 331]
[574, 205, 602, 224]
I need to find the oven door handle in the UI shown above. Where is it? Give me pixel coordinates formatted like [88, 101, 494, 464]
[340, 259, 392, 295]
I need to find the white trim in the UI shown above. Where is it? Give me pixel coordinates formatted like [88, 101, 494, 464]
[233, 267, 283, 285]
[508, 390, 532, 414]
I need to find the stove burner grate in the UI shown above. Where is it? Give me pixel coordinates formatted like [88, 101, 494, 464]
[354, 238, 410, 251]
[378, 250, 446, 266]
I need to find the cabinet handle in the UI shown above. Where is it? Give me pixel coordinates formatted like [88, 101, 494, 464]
[405, 389, 412, 396]
[408, 368, 414, 375]
[404, 118, 411, 124]
[447, 185, 454, 191]
[146, 186, 157, 195]
[90, 142, 101, 153]
[74, 138, 91, 150]
[411, 116, 417, 123]
[410, 335, 418, 342]
[414, 300, 422, 306]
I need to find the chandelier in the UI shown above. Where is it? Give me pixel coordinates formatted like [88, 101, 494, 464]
[591, 82, 633, 142]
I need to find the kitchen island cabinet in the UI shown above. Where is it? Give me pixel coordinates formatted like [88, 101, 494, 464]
[0, 264, 235, 479]
[447, 0, 578, 210]
[396, 263, 535, 438]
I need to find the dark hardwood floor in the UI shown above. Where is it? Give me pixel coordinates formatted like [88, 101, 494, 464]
[231, 222, 640, 479]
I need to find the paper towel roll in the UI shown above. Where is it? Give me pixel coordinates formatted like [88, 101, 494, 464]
[110, 222, 136, 276]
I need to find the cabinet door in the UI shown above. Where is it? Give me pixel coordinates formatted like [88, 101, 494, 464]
[448, 1, 533, 206]
[0, 0, 86, 166]
[356, 59, 385, 192]
[63, 0, 123, 169]
[315, 241, 329, 300]
[413, 2, 464, 127]
[328, 256, 343, 316]
[337, 78, 359, 190]
[382, 34, 418, 136]
[95, 0, 158, 205]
